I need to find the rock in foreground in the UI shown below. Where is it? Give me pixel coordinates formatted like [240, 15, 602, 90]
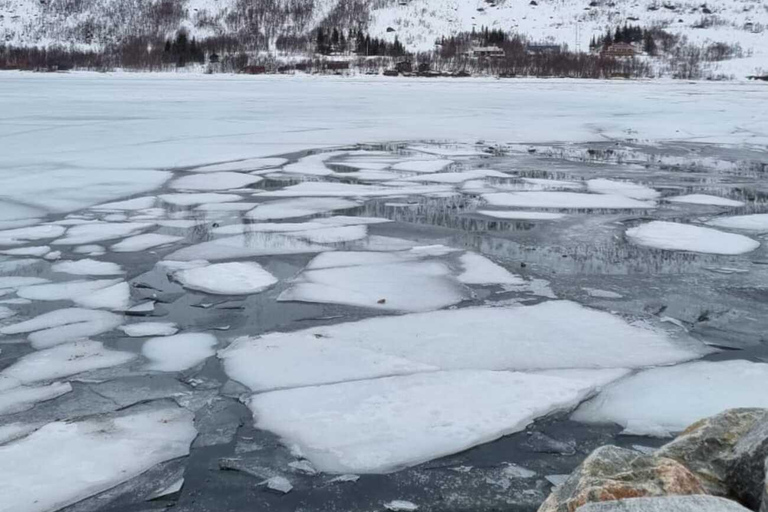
[576, 495, 751, 511]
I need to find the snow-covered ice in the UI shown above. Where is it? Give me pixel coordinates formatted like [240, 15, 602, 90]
[626, 221, 760, 255]
[166, 233, 329, 261]
[0, 225, 65, 245]
[91, 196, 157, 211]
[707, 213, 768, 232]
[572, 360, 768, 437]
[110, 233, 183, 252]
[142, 333, 217, 372]
[667, 194, 745, 207]
[0, 246, 50, 257]
[385, 500, 419, 511]
[483, 192, 655, 210]
[247, 198, 360, 220]
[477, 210, 565, 220]
[170, 172, 262, 191]
[16, 279, 122, 302]
[0, 380, 72, 416]
[0, 405, 196, 512]
[53, 222, 154, 245]
[457, 253, 525, 286]
[174, 262, 278, 295]
[159, 193, 242, 206]
[391, 159, 454, 173]
[73, 281, 130, 311]
[586, 179, 659, 200]
[119, 322, 179, 337]
[52, 259, 123, 276]
[0, 308, 122, 349]
[191, 157, 287, 173]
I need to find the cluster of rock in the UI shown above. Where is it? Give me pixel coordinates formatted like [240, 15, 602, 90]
[538, 408, 768, 512]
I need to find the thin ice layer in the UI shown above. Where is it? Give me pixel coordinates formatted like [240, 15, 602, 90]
[667, 194, 745, 207]
[248, 369, 626, 473]
[707, 213, 768, 232]
[586, 179, 659, 200]
[119, 322, 178, 337]
[572, 360, 768, 436]
[626, 221, 760, 255]
[0, 405, 196, 512]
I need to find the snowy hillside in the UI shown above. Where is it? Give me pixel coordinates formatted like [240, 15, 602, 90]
[1, 0, 767, 76]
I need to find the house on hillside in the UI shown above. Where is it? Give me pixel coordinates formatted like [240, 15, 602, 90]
[602, 42, 637, 57]
[526, 43, 561, 55]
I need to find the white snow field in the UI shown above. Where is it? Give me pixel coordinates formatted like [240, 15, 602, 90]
[626, 221, 760, 255]
[0, 405, 196, 512]
[174, 262, 278, 295]
[707, 213, 768, 232]
[572, 360, 768, 437]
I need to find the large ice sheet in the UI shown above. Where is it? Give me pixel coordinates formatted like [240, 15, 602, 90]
[572, 360, 768, 436]
[247, 198, 360, 220]
[2, 341, 135, 383]
[278, 251, 470, 312]
[483, 192, 655, 209]
[707, 213, 768, 232]
[0, 405, 196, 512]
[248, 369, 626, 473]
[166, 233, 330, 261]
[626, 221, 760, 255]
[0, 308, 122, 349]
[142, 333, 217, 372]
[174, 262, 278, 295]
[52, 222, 154, 245]
[170, 172, 262, 191]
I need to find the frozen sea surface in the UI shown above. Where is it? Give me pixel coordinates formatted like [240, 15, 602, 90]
[0, 74, 767, 512]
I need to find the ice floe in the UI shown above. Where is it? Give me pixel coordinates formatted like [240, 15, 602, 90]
[0, 225, 65, 245]
[0, 308, 123, 349]
[53, 222, 154, 245]
[16, 279, 122, 304]
[282, 152, 346, 177]
[285, 225, 368, 244]
[483, 192, 655, 210]
[0, 245, 50, 257]
[191, 157, 287, 173]
[170, 172, 262, 191]
[626, 221, 760, 255]
[247, 198, 360, 220]
[667, 194, 745, 207]
[707, 213, 768, 232]
[174, 262, 278, 295]
[142, 333, 217, 372]
[2, 341, 135, 383]
[456, 253, 525, 286]
[477, 210, 565, 220]
[248, 369, 628, 473]
[0, 276, 49, 290]
[586, 179, 660, 200]
[52, 259, 123, 276]
[0, 380, 72, 416]
[110, 233, 184, 252]
[158, 193, 242, 206]
[391, 159, 453, 173]
[91, 196, 157, 211]
[119, 322, 179, 337]
[399, 169, 508, 184]
[73, 281, 130, 311]
[0, 405, 196, 512]
[572, 360, 768, 437]
[166, 233, 329, 261]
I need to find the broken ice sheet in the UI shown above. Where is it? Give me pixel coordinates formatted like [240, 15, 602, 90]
[391, 159, 454, 173]
[282, 151, 347, 176]
[52, 222, 154, 245]
[0, 308, 123, 349]
[483, 191, 655, 210]
[572, 360, 768, 437]
[174, 262, 278, 295]
[456, 253, 525, 286]
[0, 380, 72, 416]
[626, 221, 760, 255]
[51, 259, 123, 276]
[190, 157, 288, 173]
[476, 210, 565, 220]
[0, 404, 196, 512]
[119, 322, 179, 337]
[170, 172, 262, 191]
[586, 179, 659, 200]
[247, 197, 360, 220]
[0, 224, 65, 245]
[278, 251, 470, 312]
[158, 192, 242, 206]
[110, 233, 184, 252]
[166, 232, 330, 261]
[142, 333, 217, 372]
[248, 369, 627, 474]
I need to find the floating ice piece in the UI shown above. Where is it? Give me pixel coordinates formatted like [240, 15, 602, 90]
[52, 259, 123, 276]
[53, 222, 154, 245]
[249, 369, 628, 474]
[72, 281, 130, 311]
[111, 233, 183, 252]
[166, 233, 330, 261]
[195, 202, 256, 212]
[175, 262, 277, 295]
[126, 301, 155, 315]
[521, 178, 583, 190]
[253, 301, 701, 374]
[0, 381, 72, 415]
[385, 500, 419, 511]
[286, 225, 368, 244]
[259, 182, 399, 198]
[91, 197, 157, 211]
[0, 405, 196, 512]
[545, 475, 569, 487]
[17, 279, 121, 302]
[457, 253, 525, 286]
[119, 322, 178, 337]
[148, 477, 184, 499]
[483, 192, 655, 210]
[587, 179, 660, 200]
[288, 460, 317, 475]
[73, 244, 106, 256]
[2, 341, 135, 383]
[477, 210, 565, 220]
[247, 198, 360, 220]
[170, 172, 262, 191]
[583, 288, 623, 299]
[0, 277, 49, 289]
[279, 251, 470, 312]
[142, 333, 217, 372]
[0, 245, 50, 257]
[0, 422, 41, 445]
[667, 194, 745, 207]
[400, 169, 508, 184]
[572, 360, 768, 436]
[329, 474, 360, 483]
[43, 250, 61, 261]
[707, 213, 768, 232]
[282, 152, 346, 176]
[315, 216, 391, 226]
[626, 221, 759, 255]
[220, 334, 436, 392]
[263, 476, 293, 494]
[0, 225, 65, 245]
[159, 193, 242, 206]
[503, 464, 537, 479]
[0, 308, 123, 349]
[191, 157, 287, 173]
[391, 159, 453, 173]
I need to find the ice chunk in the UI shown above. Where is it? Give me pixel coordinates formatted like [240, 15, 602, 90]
[626, 221, 759, 255]
[263, 476, 293, 494]
[572, 360, 768, 436]
[0, 225, 65, 245]
[457, 253, 525, 286]
[74, 281, 130, 311]
[483, 192, 655, 209]
[119, 322, 178, 337]
[0, 277, 49, 289]
[391, 159, 453, 173]
[158, 193, 241, 206]
[110, 233, 183, 252]
[400, 169, 508, 183]
[174, 262, 278, 295]
[191, 157, 287, 173]
[248, 369, 629, 474]
[522, 178, 583, 190]
[91, 197, 157, 211]
[286, 225, 368, 244]
[170, 172, 262, 191]
[0, 308, 123, 349]
[587, 179, 660, 200]
[477, 210, 565, 220]
[73, 245, 106, 256]
[247, 198, 360, 220]
[166, 233, 329, 261]
[43, 250, 61, 261]
[254, 301, 702, 372]
[142, 333, 217, 372]
[0, 245, 50, 257]
[0, 306, 15, 320]
[667, 194, 745, 207]
[282, 152, 346, 176]
[53, 222, 154, 245]
[52, 259, 123, 276]
[220, 334, 436, 392]
[707, 213, 768, 232]
[279, 251, 470, 312]
[2, 341, 135, 383]
[385, 500, 419, 511]
[259, 182, 399, 198]
[0, 405, 196, 512]
[0, 381, 72, 415]
[17, 279, 122, 302]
